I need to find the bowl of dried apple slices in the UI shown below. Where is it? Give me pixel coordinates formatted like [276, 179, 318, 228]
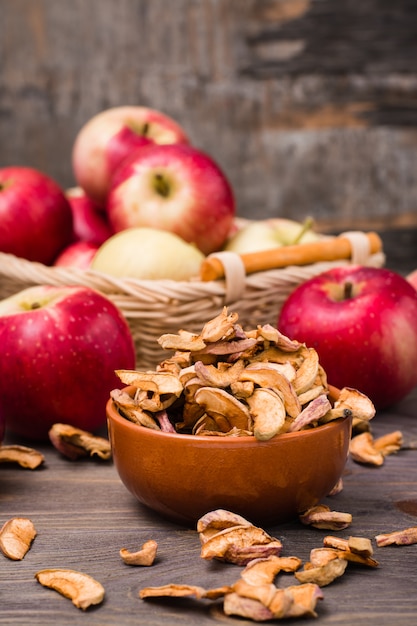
[107, 308, 374, 526]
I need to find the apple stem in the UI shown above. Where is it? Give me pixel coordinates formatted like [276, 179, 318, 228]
[154, 174, 170, 198]
[293, 216, 315, 245]
[344, 281, 354, 299]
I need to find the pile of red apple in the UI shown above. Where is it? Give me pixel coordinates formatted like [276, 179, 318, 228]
[0, 105, 239, 274]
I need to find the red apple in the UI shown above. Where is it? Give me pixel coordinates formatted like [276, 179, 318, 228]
[72, 106, 189, 205]
[106, 143, 236, 255]
[0, 166, 73, 265]
[406, 268, 417, 291]
[65, 186, 113, 245]
[54, 241, 99, 269]
[0, 405, 4, 444]
[0, 285, 136, 441]
[278, 265, 417, 409]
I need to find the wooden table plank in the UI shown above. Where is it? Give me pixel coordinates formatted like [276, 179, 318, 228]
[1, 386, 417, 625]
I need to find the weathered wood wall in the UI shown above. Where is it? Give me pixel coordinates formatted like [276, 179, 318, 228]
[1, 0, 417, 231]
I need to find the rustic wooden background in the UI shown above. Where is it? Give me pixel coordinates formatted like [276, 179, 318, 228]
[1, 0, 417, 232]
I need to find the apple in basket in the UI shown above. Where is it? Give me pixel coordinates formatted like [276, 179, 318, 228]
[106, 143, 236, 255]
[54, 241, 100, 269]
[278, 265, 417, 409]
[224, 217, 322, 254]
[65, 186, 113, 245]
[0, 166, 73, 265]
[72, 106, 189, 205]
[0, 285, 136, 441]
[91, 227, 205, 280]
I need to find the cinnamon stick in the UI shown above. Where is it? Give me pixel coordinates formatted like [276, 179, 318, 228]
[200, 232, 383, 281]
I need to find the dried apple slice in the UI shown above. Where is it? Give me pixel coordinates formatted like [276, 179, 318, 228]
[49, 423, 111, 460]
[120, 539, 158, 566]
[35, 568, 105, 610]
[0, 517, 37, 560]
[0, 445, 44, 469]
[246, 388, 286, 441]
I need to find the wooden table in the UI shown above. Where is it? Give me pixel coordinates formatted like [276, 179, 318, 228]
[1, 389, 417, 625]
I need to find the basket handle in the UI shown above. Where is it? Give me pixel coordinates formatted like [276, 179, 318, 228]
[200, 231, 383, 282]
[205, 251, 247, 304]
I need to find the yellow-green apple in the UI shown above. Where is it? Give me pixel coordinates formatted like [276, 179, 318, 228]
[65, 187, 113, 245]
[0, 166, 73, 265]
[91, 227, 205, 280]
[278, 265, 417, 409]
[72, 106, 189, 205]
[224, 217, 321, 254]
[106, 143, 235, 255]
[0, 285, 136, 441]
[54, 241, 99, 269]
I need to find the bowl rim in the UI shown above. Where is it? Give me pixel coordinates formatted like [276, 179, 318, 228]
[106, 389, 350, 445]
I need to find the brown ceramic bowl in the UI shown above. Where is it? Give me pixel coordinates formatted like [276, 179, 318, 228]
[107, 387, 351, 527]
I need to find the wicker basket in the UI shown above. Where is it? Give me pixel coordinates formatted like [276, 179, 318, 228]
[0, 231, 384, 370]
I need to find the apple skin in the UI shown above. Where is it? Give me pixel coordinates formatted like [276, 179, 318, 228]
[278, 265, 417, 410]
[65, 186, 113, 245]
[106, 143, 236, 255]
[91, 227, 205, 280]
[53, 241, 99, 269]
[0, 405, 4, 444]
[224, 218, 321, 254]
[406, 268, 417, 291]
[72, 106, 189, 205]
[0, 166, 73, 265]
[0, 285, 136, 441]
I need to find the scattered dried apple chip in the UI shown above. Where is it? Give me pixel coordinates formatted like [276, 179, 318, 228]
[284, 583, 324, 619]
[0, 517, 37, 560]
[347, 535, 374, 557]
[373, 430, 403, 456]
[299, 504, 352, 530]
[321, 536, 379, 567]
[349, 429, 403, 466]
[198, 509, 282, 566]
[48, 423, 111, 461]
[0, 444, 44, 469]
[224, 582, 323, 620]
[349, 432, 384, 465]
[139, 582, 232, 602]
[295, 557, 348, 586]
[35, 568, 105, 610]
[309, 547, 340, 567]
[197, 509, 252, 539]
[375, 526, 417, 547]
[200, 524, 283, 566]
[241, 555, 302, 585]
[120, 539, 158, 566]
[223, 592, 276, 622]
